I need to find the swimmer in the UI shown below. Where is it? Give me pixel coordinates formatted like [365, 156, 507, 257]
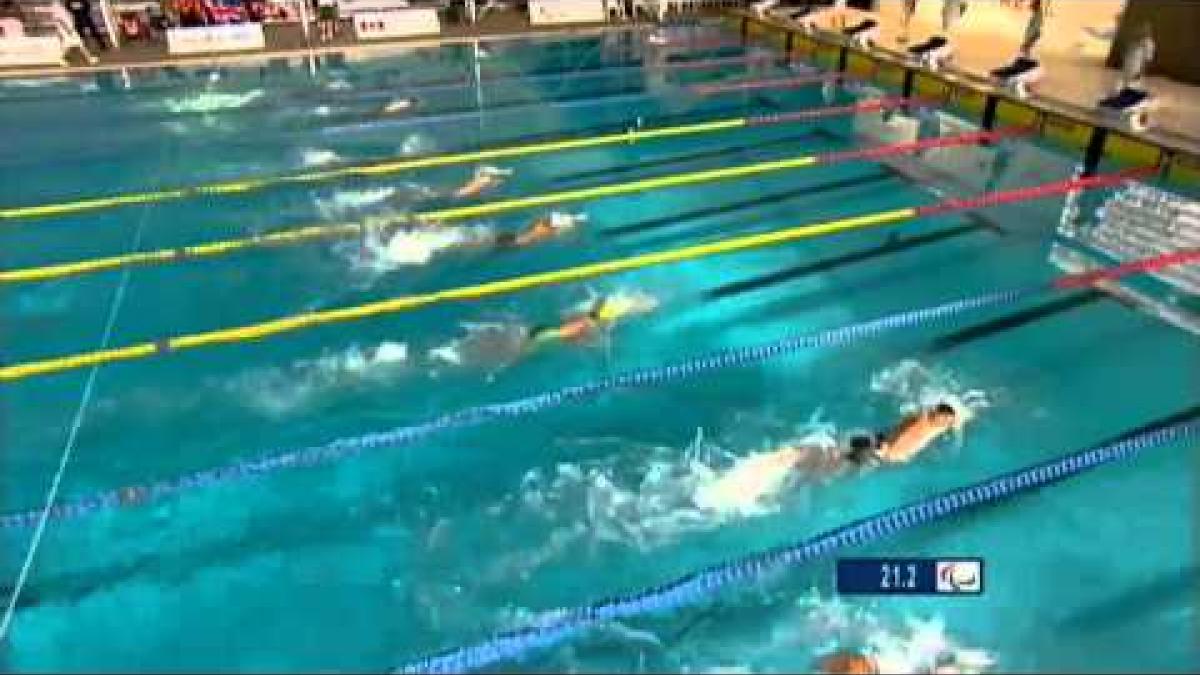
[382, 96, 419, 114]
[427, 292, 656, 372]
[819, 652, 879, 675]
[494, 212, 587, 249]
[819, 648, 989, 674]
[695, 403, 962, 513]
[526, 291, 657, 350]
[845, 402, 959, 466]
[454, 165, 513, 199]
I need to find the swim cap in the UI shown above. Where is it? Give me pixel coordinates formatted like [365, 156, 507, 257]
[594, 296, 633, 324]
[819, 652, 878, 675]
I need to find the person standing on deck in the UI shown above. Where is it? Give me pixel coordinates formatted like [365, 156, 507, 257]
[899, 0, 918, 44]
[1018, 0, 1051, 58]
[940, 0, 967, 34]
[63, 0, 107, 50]
[1120, 22, 1155, 90]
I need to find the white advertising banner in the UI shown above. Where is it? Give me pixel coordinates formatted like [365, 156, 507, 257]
[338, 0, 415, 15]
[166, 23, 266, 55]
[0, 37, 64, 67]
[352, 8, 440, 40]
[528, 0, 605, 25]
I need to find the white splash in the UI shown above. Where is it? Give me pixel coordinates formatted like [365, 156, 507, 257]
[427, 320, 530, 372]
[692, 423, 839, 517]
[374, 224, 493, 266]
[300, 148, 342, 167]
[481, 431, 742, 566]
[326, 79, 353, 91]
[162, 89, 264, 114]
[870, 359, 990, 438]
[401, 133, 436, 156]
[312, 105, 333, 117]
[227, 341, 409, 416]
[315, 186, 397, 215]
[791, 592, 997, 674]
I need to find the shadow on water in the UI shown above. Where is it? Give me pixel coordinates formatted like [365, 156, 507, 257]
[552, 128, 837, 188]
[704, 220, 1000, 302]
[0, 493, 408, 613]
[600, 171, 896, 240]
[925, 290, 1108, 354]
[1055, 565, 1200, 634]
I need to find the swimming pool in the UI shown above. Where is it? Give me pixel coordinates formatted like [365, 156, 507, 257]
[1, 20, 1197, 673]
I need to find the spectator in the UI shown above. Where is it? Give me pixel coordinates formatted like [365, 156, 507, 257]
[899, 0, 917, 44]
[0, 0, 25, 38]
[1120, 22, 1155, 89]
[941, 0, 966, 33]
[175, 0, 206, 27]
[47, 1, 99, 63]
[64, 0, 108, 49]
[0, 0, 25, 22]
[314, 0, 338, 41]
[1018, 0, 1049, 58]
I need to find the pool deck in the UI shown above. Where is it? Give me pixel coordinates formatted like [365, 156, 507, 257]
[731, 3, 1200, 179]
[863, 0, 1200, 147]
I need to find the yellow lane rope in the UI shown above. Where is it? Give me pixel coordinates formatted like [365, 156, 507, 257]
[0, 119, 749, 221]
[417, 155, 822, 223]
[0, 152, 825, 285]
[0, 207, 917, 382]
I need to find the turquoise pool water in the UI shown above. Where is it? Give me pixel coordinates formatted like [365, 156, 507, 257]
[1, 22, 1197, 674]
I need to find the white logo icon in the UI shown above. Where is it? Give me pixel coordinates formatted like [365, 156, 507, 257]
[936, 560, 982, 593]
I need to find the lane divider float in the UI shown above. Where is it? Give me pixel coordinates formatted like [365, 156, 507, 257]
[396, 416, 1200, 673]
[2, 124, 1021, 285]
[0, 247, 1193, 528]
[0, 167, 1152, 383]
[0, 79, 855, 222]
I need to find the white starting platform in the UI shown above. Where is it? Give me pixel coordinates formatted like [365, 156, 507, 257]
[908, 34, 953, 71]
[1097, 87, 1157, 133]
[989, 56, 1043, 99]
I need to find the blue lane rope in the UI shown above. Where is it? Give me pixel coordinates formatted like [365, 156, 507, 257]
[395, 418, 1200, 674]
[0, 285, 1038, 530]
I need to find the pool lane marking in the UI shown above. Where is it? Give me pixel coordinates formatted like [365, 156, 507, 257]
[0, 124, 1018, 286]
[0, 168, 1154, 383]
[0, 92, 912, 222]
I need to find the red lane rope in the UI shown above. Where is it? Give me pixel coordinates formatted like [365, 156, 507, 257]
[663, 53, 776, 71]
[915, 166, 1159, 218]
[814, 126, 1033, 165]
[690, 73, 830, 95]
[1055, 248, 1200, 290]
[747, 95, 920, 125]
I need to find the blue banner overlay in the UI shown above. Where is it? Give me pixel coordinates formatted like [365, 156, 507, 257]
[836, 558, 985, 595]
